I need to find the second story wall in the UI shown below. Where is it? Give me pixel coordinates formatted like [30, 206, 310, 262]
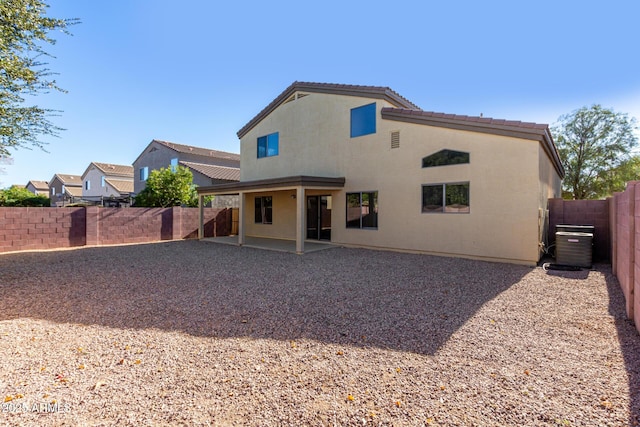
[240, 92, 399, 181]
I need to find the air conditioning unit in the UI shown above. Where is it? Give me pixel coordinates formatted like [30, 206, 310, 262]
[555, 231, 593, 268]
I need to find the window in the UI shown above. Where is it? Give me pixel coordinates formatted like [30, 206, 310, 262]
[101, 176, 106, 187]
[85, 180, 90, 190]
[170, 158, 178, 172]
[257, 132, 279, 158]
[346, 191, 378, 229]
[254, 196, 273, 224]
[422, 183, 470, 213]
[51, 187, 55, 196]
[350, 103, 376, 138]
[140, 167, 149, 181]
[422, 149, 469, 168]
[61, 185, 65, 194]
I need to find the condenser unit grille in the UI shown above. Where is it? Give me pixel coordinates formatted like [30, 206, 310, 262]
[555, 231, 593, 268]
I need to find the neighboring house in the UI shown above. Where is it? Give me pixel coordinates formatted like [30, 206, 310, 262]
[25, 180, 49, 195]
[48, 174, 83, 206]
[132, 139, 240, 207]
[197, 82, 564, 265]
[81, 162, 134, 206]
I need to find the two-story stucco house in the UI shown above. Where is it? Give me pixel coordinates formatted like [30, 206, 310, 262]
[48, 174, 83, 207]
[81, 162, 134, 206]
[133, 139, 241, 195]
[197, 82, 564, 265]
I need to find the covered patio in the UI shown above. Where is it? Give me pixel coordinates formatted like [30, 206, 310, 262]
[197, 175, 345, 254]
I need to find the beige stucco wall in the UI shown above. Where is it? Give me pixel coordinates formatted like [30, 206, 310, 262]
[243, 191, 297, 240]
[239, 92, 563, 265]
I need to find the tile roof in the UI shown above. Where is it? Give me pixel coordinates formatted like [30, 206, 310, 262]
[381, 108, 549, 130]
[237, 81, 421, 139]
[381, 108, 564, 178]
[27, 180, 49, 190]
[180, 161, 240, 182]
[54, 174, 82, 186]
[92, 162, 134, 177]
[153, 140, 240, 162]
[65, 186, 83, 197]
[105, 179, 134, 193]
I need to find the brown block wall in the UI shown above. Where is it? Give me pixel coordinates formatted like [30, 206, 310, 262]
[548, 198, 611, 261]
[635, 184, 640, 333]
[0, 207, 230, 253]
[0, 208, 86, 253]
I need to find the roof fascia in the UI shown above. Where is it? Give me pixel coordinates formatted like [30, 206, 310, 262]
[197, 175, 346, 195]
[237, 82, 419, 139]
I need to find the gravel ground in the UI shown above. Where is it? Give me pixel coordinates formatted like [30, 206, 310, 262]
[0, 240, 639, 426]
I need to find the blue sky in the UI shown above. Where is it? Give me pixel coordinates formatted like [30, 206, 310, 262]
[2, 0, 639, 187]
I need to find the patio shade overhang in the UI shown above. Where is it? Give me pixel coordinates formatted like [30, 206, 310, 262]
[197, 175, 345, 254]
[197, 175, 346, 196]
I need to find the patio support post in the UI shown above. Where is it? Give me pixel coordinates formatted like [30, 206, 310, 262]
[296, 186, 305, 254]
[198, 194, 204, 239]
[238, 192, 245, 246]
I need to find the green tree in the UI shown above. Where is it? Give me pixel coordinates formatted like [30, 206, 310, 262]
[552, 105, 638, 199]
[134, 166, 201, 208]
[0, 0, 77, 156]
[0, 185, 49, 206]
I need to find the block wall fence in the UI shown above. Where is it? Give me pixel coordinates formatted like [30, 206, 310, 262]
[0, 207, 232, 253]
[610, 181, 640, 335]
[549, 190, 639, 335]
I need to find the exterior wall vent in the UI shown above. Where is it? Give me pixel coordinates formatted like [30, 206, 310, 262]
[391, 131, 400, 149]
[284, 93, 309, 105]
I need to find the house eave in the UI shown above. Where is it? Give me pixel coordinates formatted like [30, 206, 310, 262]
[197, 175, 346, 195]
[237, 82, 421, 139]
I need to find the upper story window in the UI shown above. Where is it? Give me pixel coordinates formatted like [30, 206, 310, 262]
[422, 149, 469, 168]
[85, 180, 90, 190]
[257, 132, 279, 158]
[51, 187, 55, 196]
[101, 176, 106, 187]
[140, 167, 149, 181]
[350, 103, 376, 138]
[170, 158, 178, 172]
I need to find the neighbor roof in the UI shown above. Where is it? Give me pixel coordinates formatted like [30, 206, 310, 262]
[104, 179, 134, 194]
[237, 81, 421, 138]
[179, 161, 240, 182]
[27, 180, 49, 191]
[91, 162, 134, 178]
[132, 139, 240, 166]
[155, 140, 240, 161]
[52, 174, 82, 186]
[64, 186, 83, 197]
[381, 108, 565, 178]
